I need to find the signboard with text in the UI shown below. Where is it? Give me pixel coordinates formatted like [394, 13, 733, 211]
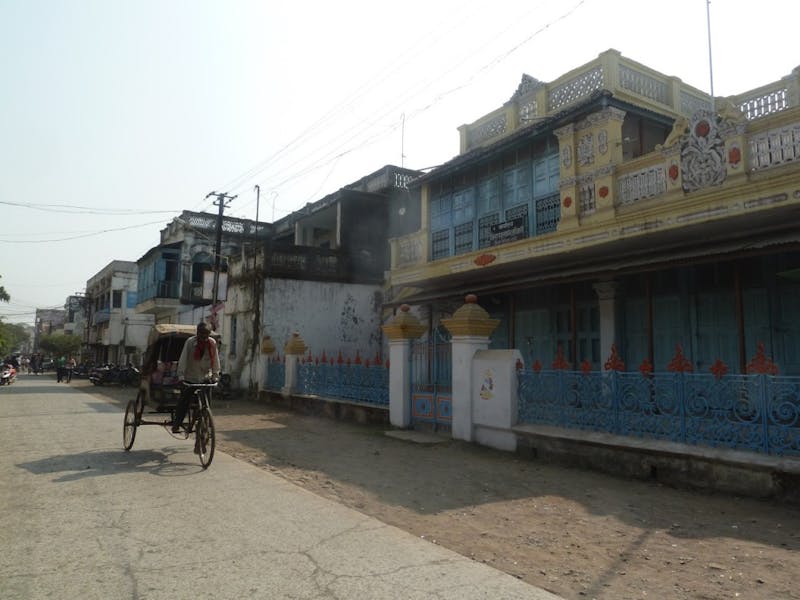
[488, 217, 526, 246]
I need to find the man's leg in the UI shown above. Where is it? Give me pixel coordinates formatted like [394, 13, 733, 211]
[172, 386, 193, 433]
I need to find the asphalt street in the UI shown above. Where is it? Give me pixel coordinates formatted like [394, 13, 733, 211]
[0, 375, 560, 599]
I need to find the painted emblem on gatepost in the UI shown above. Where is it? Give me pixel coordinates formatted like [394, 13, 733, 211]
[479, 369, 495, 400]
[681, 110, 726, 193]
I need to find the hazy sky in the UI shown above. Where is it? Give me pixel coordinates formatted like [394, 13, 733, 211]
[1, 0, 797, 325]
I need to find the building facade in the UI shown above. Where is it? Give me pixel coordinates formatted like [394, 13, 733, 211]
[387, 49, 800, 378]
[225, 165, 421, 391]
[33, 308, 66, 353]
[85, 261, 154, 365]
[134, 210, 270, 332]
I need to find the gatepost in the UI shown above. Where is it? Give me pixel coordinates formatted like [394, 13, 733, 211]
[281, 331, 307, 400]
[382, 305, 426, 428]
[441, 295, 499, 442]
[259, 334, 276, 393]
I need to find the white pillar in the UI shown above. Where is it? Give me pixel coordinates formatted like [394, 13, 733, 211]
[593, 281, 618, 359]
[281, 332, 307, 399]
[281, 354, 299, 400]
[441, 295, 500, 443]
[387, 339, 413, 428]
[381, 305, 426, 429]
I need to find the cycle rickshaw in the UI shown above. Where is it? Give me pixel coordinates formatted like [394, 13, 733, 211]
[123, 324, 218, 468]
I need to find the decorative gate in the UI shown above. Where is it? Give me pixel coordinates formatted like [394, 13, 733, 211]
[410, 327, 452, 430]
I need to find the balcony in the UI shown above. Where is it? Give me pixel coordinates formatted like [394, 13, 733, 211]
[134, 280, 181, 317]
[264, 245, 383, 283]
[181, 283, 213, 307]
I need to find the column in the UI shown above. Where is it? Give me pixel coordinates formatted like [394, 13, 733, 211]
[259, 334, 276, 393]
[593, 281, 618, 361]
[281, 331, 307, 400]
[382, 305, 426, 428]
[441, 295, 499, 442]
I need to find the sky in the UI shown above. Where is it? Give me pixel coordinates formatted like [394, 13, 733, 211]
[1, 0, 798, 326]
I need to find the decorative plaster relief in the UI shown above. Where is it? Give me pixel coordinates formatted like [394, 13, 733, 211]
[598, 130, 608, 155]
[578, 134, 594, 166]
[681, 110, 726, 193]
[561, 146, 573, 168]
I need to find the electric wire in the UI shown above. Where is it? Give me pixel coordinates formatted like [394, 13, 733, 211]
[0, 219, 168, 243]
[225, 0, 585, 220]
[0, 200, 180, 215]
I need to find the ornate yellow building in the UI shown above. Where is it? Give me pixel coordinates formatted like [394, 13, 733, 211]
[388, 49, 800, 376]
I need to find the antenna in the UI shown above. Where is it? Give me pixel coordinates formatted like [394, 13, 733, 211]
[706, 0, 715, 112]
[400, 113, 406, 168]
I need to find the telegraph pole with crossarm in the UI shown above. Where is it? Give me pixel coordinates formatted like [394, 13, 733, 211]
[205, 191, 237, 326]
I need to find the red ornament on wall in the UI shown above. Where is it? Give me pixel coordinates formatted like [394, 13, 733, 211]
[668, 164, 679, 181]
[563, 196, 572, 208]
[598, 186, 609, 198]
[728, 146, 742, 166]
[695, 120, 710, 137]
[474, 253, 497, 267]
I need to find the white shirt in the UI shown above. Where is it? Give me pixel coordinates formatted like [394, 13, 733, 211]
[177, 335, 221, 382]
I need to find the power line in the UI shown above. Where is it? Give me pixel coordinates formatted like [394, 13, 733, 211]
[0, 219, 167, 243]
[219, 0, 586, 213]
[0, 200, 180, 215]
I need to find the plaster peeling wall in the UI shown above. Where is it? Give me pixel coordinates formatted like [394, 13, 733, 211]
[263, 279, 383, 360]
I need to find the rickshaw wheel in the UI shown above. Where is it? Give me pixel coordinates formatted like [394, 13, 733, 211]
[123, 399, 137, 451]
[196, 407, 215, 469]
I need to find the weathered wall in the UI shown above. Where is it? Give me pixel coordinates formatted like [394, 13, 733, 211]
[263, 279, 383, 360]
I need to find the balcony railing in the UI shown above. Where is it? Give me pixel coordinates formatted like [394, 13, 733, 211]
[264, 245, 383, 283]
[461, 49, 714, 153]
[461, 50, 800, 154]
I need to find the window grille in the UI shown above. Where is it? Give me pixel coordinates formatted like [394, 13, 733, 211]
[431, 230, 450, 260]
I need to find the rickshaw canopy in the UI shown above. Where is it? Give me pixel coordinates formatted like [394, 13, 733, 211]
[142, 324, 220, 375]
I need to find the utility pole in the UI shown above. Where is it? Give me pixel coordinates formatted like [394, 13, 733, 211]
[206, 191, 237, 320]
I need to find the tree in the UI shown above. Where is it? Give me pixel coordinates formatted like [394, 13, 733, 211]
[0, 274, 9, 303]
[0, 322, 29, 356]
[38, 332, 82, 358]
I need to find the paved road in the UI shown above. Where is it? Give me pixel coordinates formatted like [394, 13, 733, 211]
[0, 375, 560, 599]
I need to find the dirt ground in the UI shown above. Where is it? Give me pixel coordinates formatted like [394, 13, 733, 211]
[87, 381, 800, 600]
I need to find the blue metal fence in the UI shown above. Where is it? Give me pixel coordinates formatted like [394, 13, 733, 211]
[297, 357, 389, 407]
[518, 369, 800, 456]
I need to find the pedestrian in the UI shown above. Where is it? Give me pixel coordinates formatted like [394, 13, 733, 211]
[56, 356, 66, 383]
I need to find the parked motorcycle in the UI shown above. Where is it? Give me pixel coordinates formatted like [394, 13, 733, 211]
[0, 363, 17, 386]
[89, 364, 140, 387]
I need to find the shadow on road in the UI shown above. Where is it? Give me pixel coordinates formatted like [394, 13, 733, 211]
[17, 447, 205, 481]
[52, 378, 800, 553]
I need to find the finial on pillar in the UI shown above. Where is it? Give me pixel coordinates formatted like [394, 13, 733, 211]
[382, 304, 426, 340]
[441, 294, 500, 337]
[284, 331, 308, 355]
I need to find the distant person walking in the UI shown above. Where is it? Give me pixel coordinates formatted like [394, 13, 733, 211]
[56, 356, 66, 383]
